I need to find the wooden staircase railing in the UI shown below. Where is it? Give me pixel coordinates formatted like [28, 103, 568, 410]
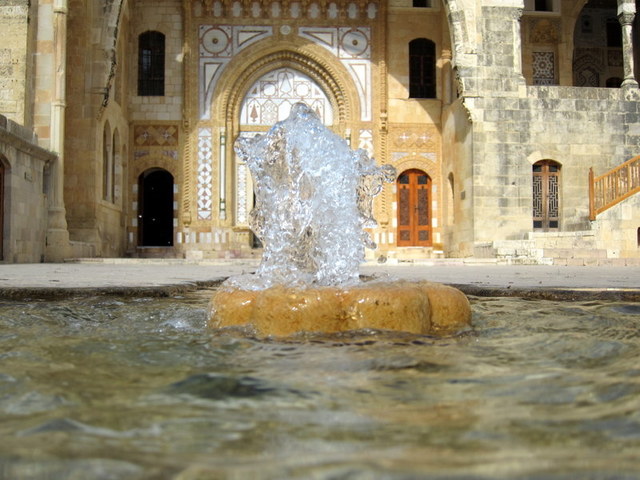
[589, 155, 640, 220]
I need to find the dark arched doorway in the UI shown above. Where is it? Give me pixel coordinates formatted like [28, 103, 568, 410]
[397, 169, 432, 247]
[138, 168, 174, 246]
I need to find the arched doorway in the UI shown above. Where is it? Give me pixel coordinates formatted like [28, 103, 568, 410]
[573, 0, 623, 87]
[532, 160, 561, 230]
[138, 168, 174, 246]
[235, 67, 335, 245]
[397, 169, 432, 247]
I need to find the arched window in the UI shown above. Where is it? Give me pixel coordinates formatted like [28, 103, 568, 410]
[138, 31, 165, 96]
[532, 160, 561, 231]
[112, 129, 120, 204]
[102, 122, 112, 201]
[573, 1, 623, 87]
[409, 39, 436, 99]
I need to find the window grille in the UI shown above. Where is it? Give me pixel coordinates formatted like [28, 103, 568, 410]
[138, 31, 165, 96]
[409, 39, 436, 99]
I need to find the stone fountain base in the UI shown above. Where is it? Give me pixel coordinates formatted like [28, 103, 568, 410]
[209, 281, 471, 337]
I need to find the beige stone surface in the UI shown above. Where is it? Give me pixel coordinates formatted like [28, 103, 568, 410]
[209, 281, 471, 337]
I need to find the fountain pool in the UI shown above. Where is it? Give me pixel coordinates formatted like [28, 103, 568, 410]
[1, 292, 639, 478]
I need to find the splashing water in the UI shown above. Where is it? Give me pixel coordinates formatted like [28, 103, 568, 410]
[228, 103, 395, 290]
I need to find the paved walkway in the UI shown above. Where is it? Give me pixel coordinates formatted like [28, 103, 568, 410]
[0, 259, 639, 300]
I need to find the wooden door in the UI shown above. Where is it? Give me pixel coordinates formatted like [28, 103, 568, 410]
[532, 160, 560, 230]
[397, 169, 432, 246]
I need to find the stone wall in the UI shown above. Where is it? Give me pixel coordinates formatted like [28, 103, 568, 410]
[0, 115, 55, 262]
[0, 1, 34, 127]
[451, 4, 640, 258]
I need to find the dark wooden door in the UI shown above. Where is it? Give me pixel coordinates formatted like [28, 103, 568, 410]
[533, 160, 560, 230]
[397, 169, 432, 246]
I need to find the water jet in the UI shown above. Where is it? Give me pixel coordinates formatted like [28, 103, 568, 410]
[209, 103, 471, 336]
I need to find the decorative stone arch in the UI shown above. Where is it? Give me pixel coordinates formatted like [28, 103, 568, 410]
[394, 155, 442, 247]
[131, 155, 180, 188]
[136, 165, 177, 247]
[395, 155, 439, 182]
[209, 42, 362, 229]
[130, 155, 180, 247]
[213, 43, 361, 130]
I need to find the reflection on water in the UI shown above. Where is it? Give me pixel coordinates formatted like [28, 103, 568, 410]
[0, 292, 639, 479]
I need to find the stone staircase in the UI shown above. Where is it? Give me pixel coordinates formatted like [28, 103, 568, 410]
[479, 230, 640, 266]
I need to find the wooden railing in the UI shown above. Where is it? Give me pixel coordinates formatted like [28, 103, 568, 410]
[589, 155, 640, 220]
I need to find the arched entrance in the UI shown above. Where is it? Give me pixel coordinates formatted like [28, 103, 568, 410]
[235, 67, 335, 244]
[138, 168, 174, 246]
[532, 160, 561, 230]
[397, 169, 432, 247]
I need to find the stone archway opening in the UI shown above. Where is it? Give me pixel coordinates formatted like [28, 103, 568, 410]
[138, 168, 174, 247]
[234, 67, 337, 247]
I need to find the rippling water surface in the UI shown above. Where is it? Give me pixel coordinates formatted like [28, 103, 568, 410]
[1, 292, 639, 479]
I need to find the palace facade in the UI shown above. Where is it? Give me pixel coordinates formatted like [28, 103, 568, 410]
[1, 0, 640, 264]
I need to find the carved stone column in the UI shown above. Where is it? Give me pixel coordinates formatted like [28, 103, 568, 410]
[619, 1, 639, 91]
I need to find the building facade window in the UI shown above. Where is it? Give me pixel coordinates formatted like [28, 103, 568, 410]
[409, 38, 436, 99]
[532, 51, 555, 85]
[138, 31, 165, 96]
[102, 122, 112, 201]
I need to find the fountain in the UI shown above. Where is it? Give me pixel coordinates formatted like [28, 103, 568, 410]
[209, 103, 471, 336]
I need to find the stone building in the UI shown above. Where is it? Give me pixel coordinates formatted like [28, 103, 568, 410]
[1, 0, 640, 264]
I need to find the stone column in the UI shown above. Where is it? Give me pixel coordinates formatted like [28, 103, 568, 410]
[619, 1, 639, 91]
[45, 0, 71, 261]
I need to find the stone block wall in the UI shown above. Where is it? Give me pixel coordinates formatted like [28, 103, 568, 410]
[449, 4, 640, 258]
[0, 1, 34, 127]
[0, 115, 55, 262]
[129, 0, 183, 123]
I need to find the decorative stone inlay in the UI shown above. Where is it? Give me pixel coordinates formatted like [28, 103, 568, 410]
[134, 125, 179, 146]
[393, 130, 436, 150]
[532, 51, 555, 85]
[199, 25, 274, 118]
[528, 19, 559, 44]
[197, 128, 214, 220]
[298, 26, 372, 121]
[358, 129, 373, 156]
[193, 1, 379, 20]
[240, 68, 333, 125]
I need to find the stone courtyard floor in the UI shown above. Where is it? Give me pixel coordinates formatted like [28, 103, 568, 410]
[0, 259, 638, 300]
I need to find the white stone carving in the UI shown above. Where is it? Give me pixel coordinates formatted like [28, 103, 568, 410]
[197, 128, 214, 219]
[199, 25, 274, 118]
[298, 26, 372, 121]
[240, 68, 333, 125]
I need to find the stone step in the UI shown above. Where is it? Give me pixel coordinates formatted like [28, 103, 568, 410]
[135, 247, 182, 259]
